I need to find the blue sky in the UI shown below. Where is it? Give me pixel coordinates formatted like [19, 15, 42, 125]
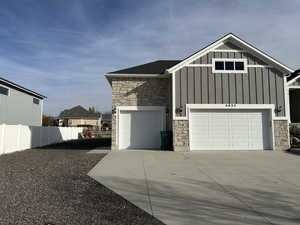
[1, 0, 300, 115]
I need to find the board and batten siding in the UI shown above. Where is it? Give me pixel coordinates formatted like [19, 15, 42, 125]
[175, 51, 285, 117]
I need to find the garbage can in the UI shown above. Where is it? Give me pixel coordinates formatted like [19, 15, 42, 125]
[160, 131, 172, 150]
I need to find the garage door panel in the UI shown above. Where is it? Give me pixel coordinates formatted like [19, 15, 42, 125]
[119, 110, 163, 149]
[190, 109, 271, 150]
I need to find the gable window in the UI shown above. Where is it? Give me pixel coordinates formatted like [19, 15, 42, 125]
[212, 59, 247, 73]
[33, 98, 40, 105]
[0, 86, 9, 96]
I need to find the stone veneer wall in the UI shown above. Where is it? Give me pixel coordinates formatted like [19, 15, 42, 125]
[111, 77, 170, 149]
[273, 120, 290, 150]
[173, 120, 189, 151]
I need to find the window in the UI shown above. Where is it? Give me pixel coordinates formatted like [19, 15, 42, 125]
[0, 86, 9, 96]
[225, 61, 234, 70]
[212, 59, 247, 73]
[215, 61, 224, 70]
[33, 98, 40, 105]
[235, 61, 244, 71]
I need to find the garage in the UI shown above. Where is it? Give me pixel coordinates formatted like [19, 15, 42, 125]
[118, 107, 165, 150]
[189, 108, 273, 150]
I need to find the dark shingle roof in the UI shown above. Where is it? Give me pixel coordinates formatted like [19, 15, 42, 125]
[108, 60, 181, 75]
[59, 105, 101, 119]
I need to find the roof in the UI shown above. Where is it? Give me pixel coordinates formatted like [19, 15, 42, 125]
[287, 69, 300, 82]
[108, 60, 181, 75]
[0, 77, 46, 99]
[167, 33, 294, 74]
[59, 105, 101, 119]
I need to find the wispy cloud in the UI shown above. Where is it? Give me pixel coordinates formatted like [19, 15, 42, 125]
[0, 0, 299, 115]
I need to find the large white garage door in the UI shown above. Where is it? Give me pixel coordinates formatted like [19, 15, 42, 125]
[119, 110, 164, 149]
[190, 109, 272, 150]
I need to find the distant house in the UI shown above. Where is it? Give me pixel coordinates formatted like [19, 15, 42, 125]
[0, 77, 46, 126]
[58, 105, 101, 127]
[101, 114, 112, 130]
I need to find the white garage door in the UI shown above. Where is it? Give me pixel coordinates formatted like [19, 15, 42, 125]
[190, 109, 272, 150]
[119, 110, 164, 149]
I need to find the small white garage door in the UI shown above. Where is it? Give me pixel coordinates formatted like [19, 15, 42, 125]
[190, 109, 272, 150]
[119, 110, 164, 149]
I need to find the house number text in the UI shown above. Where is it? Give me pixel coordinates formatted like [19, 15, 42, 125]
[225, 104, 236, 107]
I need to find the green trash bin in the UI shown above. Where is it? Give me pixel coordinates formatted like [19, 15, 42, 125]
[160, 131, 172, 150]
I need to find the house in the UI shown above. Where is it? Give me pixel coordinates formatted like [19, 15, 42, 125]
[105, 33, 297, 151]
[58, 105, 101, 127]
[101, 113, 112, 130]
[0, 77, 46, 126]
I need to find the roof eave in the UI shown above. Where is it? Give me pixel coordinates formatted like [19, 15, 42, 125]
[0, 77, 47, 99]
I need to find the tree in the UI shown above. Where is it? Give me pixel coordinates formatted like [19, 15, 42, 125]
[42, 115, 58, 126]
[88, 106, 96, 113]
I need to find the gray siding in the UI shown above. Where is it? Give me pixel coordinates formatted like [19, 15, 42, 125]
[192, 51, 267, 65]
[175, 50, 286, 117]
[0, 85, 43, 126]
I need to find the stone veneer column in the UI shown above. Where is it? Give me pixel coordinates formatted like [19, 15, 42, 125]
[111, 77, 170, 150]
[273, 120, 290, 150]
[173, 120, 189, 151]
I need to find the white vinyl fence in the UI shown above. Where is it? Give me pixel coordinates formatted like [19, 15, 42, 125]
[0, 124, 83, 155]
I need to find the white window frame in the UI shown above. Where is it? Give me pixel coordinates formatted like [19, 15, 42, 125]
[0, 85, 10, 96]
[212, 58, 248, 74]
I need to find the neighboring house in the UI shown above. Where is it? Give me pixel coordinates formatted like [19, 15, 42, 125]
[286, 69, 300, 123]
[0, 77, 46, 126]
[105, 33, 298, 151]
[58, 105, 101, 127]
[101, 113, 112, 130]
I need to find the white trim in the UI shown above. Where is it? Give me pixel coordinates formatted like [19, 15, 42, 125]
[186, 64, 212, 67]
[187, 104, 275, 111]
[287, 75, 300, 85]
[40, 100, 44, 126]
[167, 41, 225, 73]
[0, 84, 10, 96]
[187, 104, 275, 150]
[288, 86, 300, 89]
[284, 76, 291, 123]
[247, 65, 273, 68]
[116, 106, 166, 150]
[212, 58, 248, 74]
[185, 64, 273, 69]
[273, 117, 288, 120]
[211, 49, 246, 53]
[167, 33, 294, 74]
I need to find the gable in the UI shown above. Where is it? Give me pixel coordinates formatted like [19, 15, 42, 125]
[190, 40, 268, 66]
[167, 33, 293, 74]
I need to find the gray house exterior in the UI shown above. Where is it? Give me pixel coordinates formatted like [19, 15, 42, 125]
[0, 77, 46, 126]
[106, 33, 294, 151]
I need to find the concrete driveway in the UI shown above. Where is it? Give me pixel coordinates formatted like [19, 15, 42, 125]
[88, 150, 300, 225]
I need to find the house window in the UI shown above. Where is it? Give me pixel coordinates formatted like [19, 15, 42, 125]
[33, 98, 40, 105]
[0, 86, 9, 96]
[212, 59, 247, 73]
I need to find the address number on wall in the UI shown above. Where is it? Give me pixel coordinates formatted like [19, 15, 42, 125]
[225, 104, 236, 107]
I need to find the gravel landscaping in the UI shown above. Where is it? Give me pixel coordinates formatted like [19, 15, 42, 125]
[0, 146, 163, 225]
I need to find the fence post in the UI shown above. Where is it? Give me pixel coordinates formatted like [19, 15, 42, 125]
[0, 124, 5, 155]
